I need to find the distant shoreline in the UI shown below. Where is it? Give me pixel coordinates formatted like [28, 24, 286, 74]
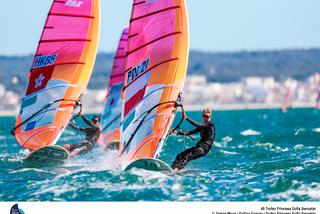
[0, 102, 317, 116]
[0, 110, 18, 117]
[184, 102, 316, 111]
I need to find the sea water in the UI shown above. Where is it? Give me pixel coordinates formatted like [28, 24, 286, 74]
[0, 108, 319, 201]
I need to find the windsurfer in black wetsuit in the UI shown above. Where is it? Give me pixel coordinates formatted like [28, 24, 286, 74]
[170, 108, 215, 173]
[63, 114, 101, 157]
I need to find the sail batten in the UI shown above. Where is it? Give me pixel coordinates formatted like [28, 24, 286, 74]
[127, 32, 182, 55]
[130, 6, 180, 22]
[49, 13, 95, 19]
[40, 39, 91, 43]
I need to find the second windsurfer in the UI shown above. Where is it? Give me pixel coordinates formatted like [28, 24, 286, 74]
[170, 108, 215, 173]
[63, 114, 101, 157]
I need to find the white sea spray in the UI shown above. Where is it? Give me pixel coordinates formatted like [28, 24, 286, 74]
[241, 129, 261, 136]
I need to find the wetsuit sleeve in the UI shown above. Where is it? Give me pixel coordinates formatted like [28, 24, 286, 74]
[177, 127, 200, 136]
[81, 115, 94, 127]
[186, 117, 209, 129]
[69, 123, 86, 132]
[185, 127, 201, 135]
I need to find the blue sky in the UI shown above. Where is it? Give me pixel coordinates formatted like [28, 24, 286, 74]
[0, 0, 319, 55]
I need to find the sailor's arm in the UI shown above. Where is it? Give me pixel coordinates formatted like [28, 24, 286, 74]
[81, 115, 94, 127]
[185, 117, 207, 128]
[69, 123, 86, 132]
[177, 127, 200, 136]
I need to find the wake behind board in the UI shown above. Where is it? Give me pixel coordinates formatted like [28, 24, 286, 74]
[24, 145, 69, 165]
[124, 158, 173, 173]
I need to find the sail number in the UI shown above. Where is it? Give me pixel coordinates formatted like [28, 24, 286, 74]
[127, 58, 150, 84]
[33, 54, 57, 69]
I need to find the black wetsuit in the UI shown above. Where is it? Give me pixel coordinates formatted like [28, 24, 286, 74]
[68, 116, 101, 154]
[171, 117, 215, 170]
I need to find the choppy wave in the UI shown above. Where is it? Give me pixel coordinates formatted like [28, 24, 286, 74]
[268, 182, 320, 201]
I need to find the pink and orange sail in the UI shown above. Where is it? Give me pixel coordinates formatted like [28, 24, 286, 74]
[13, 0, 100, 150]
[120, 0, 189, 168]
[99, 27, 128, 150]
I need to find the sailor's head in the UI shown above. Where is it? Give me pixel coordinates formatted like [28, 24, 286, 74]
[202, 108, 212, 122]
[92, 115, 101, 125]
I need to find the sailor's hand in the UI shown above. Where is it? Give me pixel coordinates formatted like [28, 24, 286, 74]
[170, 129, 178, 135]
[182, 112, 187, 119]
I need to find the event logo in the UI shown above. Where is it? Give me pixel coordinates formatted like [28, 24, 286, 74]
[33, 54, 57, 69]
[127, 58, 150, 84]
[65, 0, 83, 8]
[10, 204, 25, 214]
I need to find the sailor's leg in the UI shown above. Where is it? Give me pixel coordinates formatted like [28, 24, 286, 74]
[68, 141, 94, 157]
[69, 148, 82, 158]
[69, 145, 89, 157]
[171, 147, 196, 170]
[64, 143, 78, 152]
[78, 145, 92, 155]
[189, 146, 207, 161]
[77, 141, 93, 155]
[172, 146, 208, 170]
